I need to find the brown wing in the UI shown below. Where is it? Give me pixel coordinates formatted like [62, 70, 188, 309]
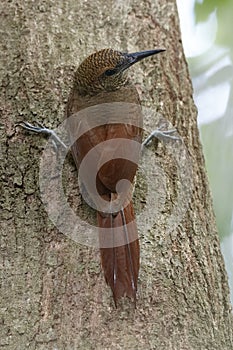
[66, 85, 143, 205]
[96, 122, 142, 194]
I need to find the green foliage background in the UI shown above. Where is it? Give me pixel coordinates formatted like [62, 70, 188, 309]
[183, 0, 233, 302]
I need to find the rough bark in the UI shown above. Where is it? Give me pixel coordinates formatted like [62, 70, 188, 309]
[0, 0, 232, 349]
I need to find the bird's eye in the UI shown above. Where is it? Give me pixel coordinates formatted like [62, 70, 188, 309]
[104, 69, 117, 76]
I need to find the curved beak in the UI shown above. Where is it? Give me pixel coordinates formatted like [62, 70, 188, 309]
[121, 48, 165, 71]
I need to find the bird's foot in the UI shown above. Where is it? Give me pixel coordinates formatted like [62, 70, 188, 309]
[16, 121, 68, 150]
[142, 128, 179, 149]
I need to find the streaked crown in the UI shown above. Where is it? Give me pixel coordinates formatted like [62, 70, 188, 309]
[75, 49, 127, 95]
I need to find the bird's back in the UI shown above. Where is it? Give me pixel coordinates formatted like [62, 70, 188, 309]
[66, 84, 143, 197]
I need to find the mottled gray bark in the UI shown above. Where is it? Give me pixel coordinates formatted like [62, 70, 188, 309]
[0, 0, 232, 349]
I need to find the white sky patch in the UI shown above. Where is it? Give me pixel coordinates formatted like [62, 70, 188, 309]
[194, 52, 232, 124]
[195, 82, 230, 125]
[176, 0, 218, 57]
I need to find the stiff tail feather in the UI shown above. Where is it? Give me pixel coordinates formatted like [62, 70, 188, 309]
[98, 201, 139, 306]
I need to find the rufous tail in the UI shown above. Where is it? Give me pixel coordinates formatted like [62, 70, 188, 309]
[98, 201, 139, 306]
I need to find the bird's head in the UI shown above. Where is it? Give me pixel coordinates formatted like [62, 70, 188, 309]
[75, 48, 165, 95]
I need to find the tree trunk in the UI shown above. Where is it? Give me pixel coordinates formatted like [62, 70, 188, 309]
[0, 0, 232, 349]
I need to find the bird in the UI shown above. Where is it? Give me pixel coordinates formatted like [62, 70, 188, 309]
[66, 48, 165, 306]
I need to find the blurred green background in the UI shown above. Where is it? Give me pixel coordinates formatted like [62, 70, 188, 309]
[177, 0, 233, 303]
